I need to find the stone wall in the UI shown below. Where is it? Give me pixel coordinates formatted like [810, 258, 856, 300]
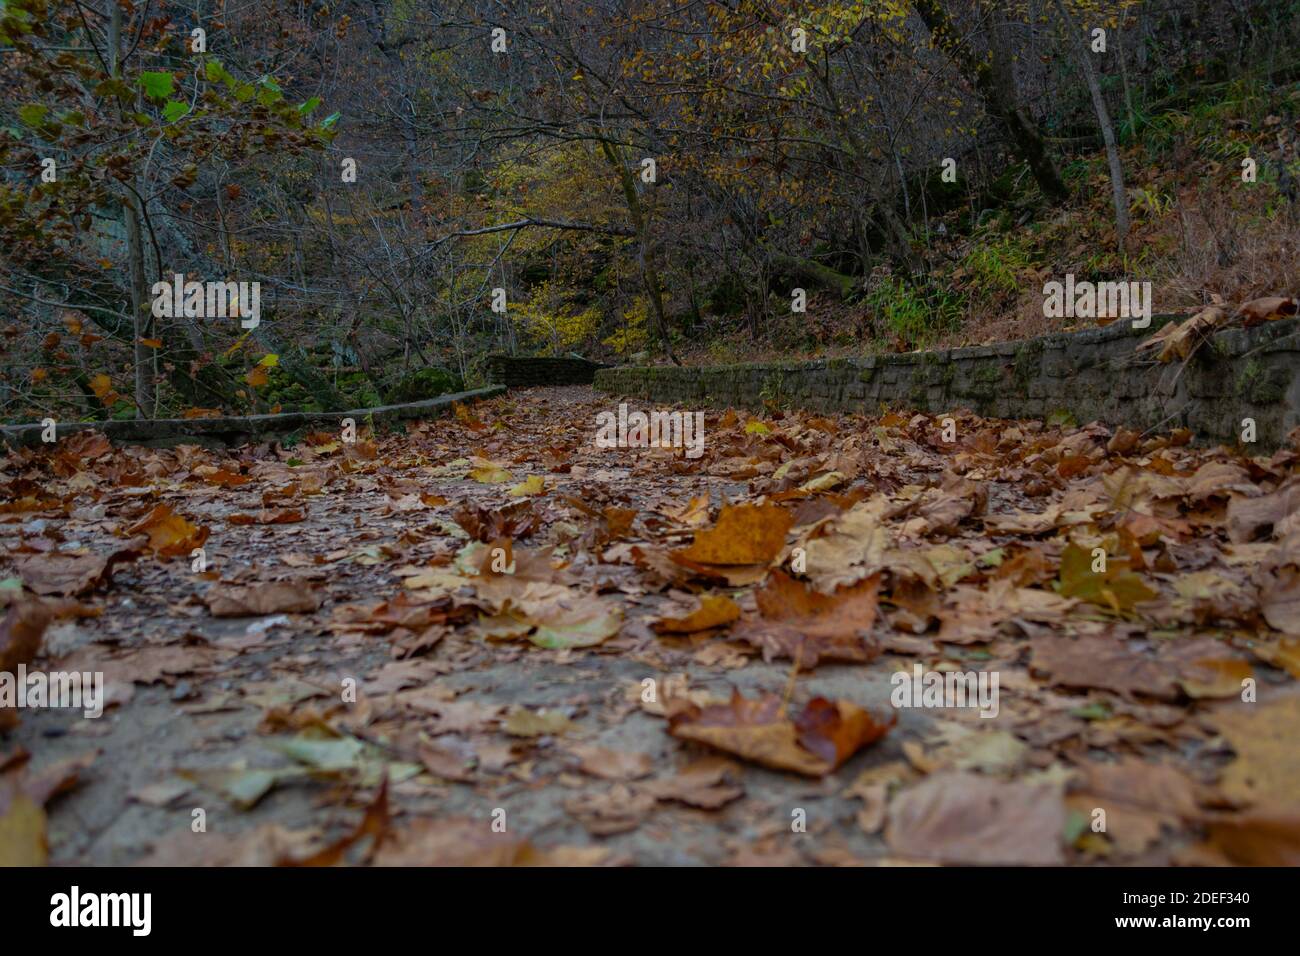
[0, 386, 506, 450]
[594, 317, 1300, 449]
[487, 355, 607, 387]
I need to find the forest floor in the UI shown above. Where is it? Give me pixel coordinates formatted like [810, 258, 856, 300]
[2, 386, 1298, 866]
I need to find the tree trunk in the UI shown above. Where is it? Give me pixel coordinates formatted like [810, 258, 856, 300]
[600, 140, 680, 365]
[108, 4, 155, 416]
[767, 252, 856, 299]
[1053, 0, 1130, 255]
[123, 199, 155, 415]
[913, 0, 1070, 204]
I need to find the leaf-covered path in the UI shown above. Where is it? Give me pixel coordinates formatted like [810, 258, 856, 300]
[3, 386, 1298, 866]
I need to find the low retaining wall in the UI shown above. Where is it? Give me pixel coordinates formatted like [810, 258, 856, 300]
[594, 317, 1300, 449]
[487, 355, 606, 387]
[0, 386, 506, 450]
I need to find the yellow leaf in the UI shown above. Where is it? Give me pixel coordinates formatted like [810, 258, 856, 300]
[469, 457, 512, 484]
[652, 593, 741, 633]
[0, 792, 48, 866]
[508, 475, 546, 497]
[88, 373, 114, 400]
[678, 503, 793, 566]
[799, 471, 846, 492]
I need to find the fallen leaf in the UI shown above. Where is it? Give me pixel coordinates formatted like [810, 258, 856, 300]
[734, 570, 882, 667]
[885, 772, 1066, 865]
[1210, 695, 1300, 808]
[206, 582, 323, 617]
[126, 503, 209, 557]
[667, 690, 894, 776]
[651, 593, 741, 633]
[676, 502, 793, 565]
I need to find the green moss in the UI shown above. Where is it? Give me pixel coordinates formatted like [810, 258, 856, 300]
[1007, 340, 1048, 397]
[384, 367, 464, 404]
[1235, 359, 1287, 404]
[1046, 409, 1077, 428]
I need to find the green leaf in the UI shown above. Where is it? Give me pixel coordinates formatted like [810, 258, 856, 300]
[320, 111, 340, 129]
[1063, 810, 1090, 845]
[93, 78, 131, 99]
[161, 100, 190, 123]
[17, 104, 48, 127]
[139, 71, 175, 100]
[297, 96, 321, 114]
[0, 5, 35, 38]
[1056, 542, 1157, 613]
[203, 58, 230, 83]
[256, 75, 283, 106]
[179, 766, 312, 810]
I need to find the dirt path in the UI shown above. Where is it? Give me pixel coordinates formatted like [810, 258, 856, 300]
[2, 386, 1297, 866]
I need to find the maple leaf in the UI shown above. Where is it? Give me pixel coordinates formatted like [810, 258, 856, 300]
[734, 570, 882, 667]
[15, 547, 141, 597]
[885, 772, 1066, 865]
[1210, 695, 1300, 808]
[651, 593, 741, 633]
[667, 690, 894, 776]
[126, 503, 209, 557]
[205, 582, 323, 618]
[675, 502, 792, 565]
[469, 456, 513, 483]
[1056, 542, 1156, 613]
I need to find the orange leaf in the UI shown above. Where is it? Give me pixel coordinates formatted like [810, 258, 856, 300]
[652, 593, 741, 634]
[735, 570, 882, 667]
[668, 690, 894, 776]
[126, 503, 209, 557]
[676, 502, 792, 565]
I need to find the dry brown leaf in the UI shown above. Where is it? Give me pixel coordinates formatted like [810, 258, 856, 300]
[676, 502, 792, 565]
[206, 582, 323, 618]
[1237, 295, 1299, 326]
[885, 771, 1066, 865]
[126, 503, 209, 557]
[651, 593, 741, 634]
[566, 743, 654, 781]
[640, 757, 745, 808]
[734, 570, 882, 667]
[16, 547, 141, 597]
[667, 690, 895, 776]
[1209, 694, 1300, 808]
